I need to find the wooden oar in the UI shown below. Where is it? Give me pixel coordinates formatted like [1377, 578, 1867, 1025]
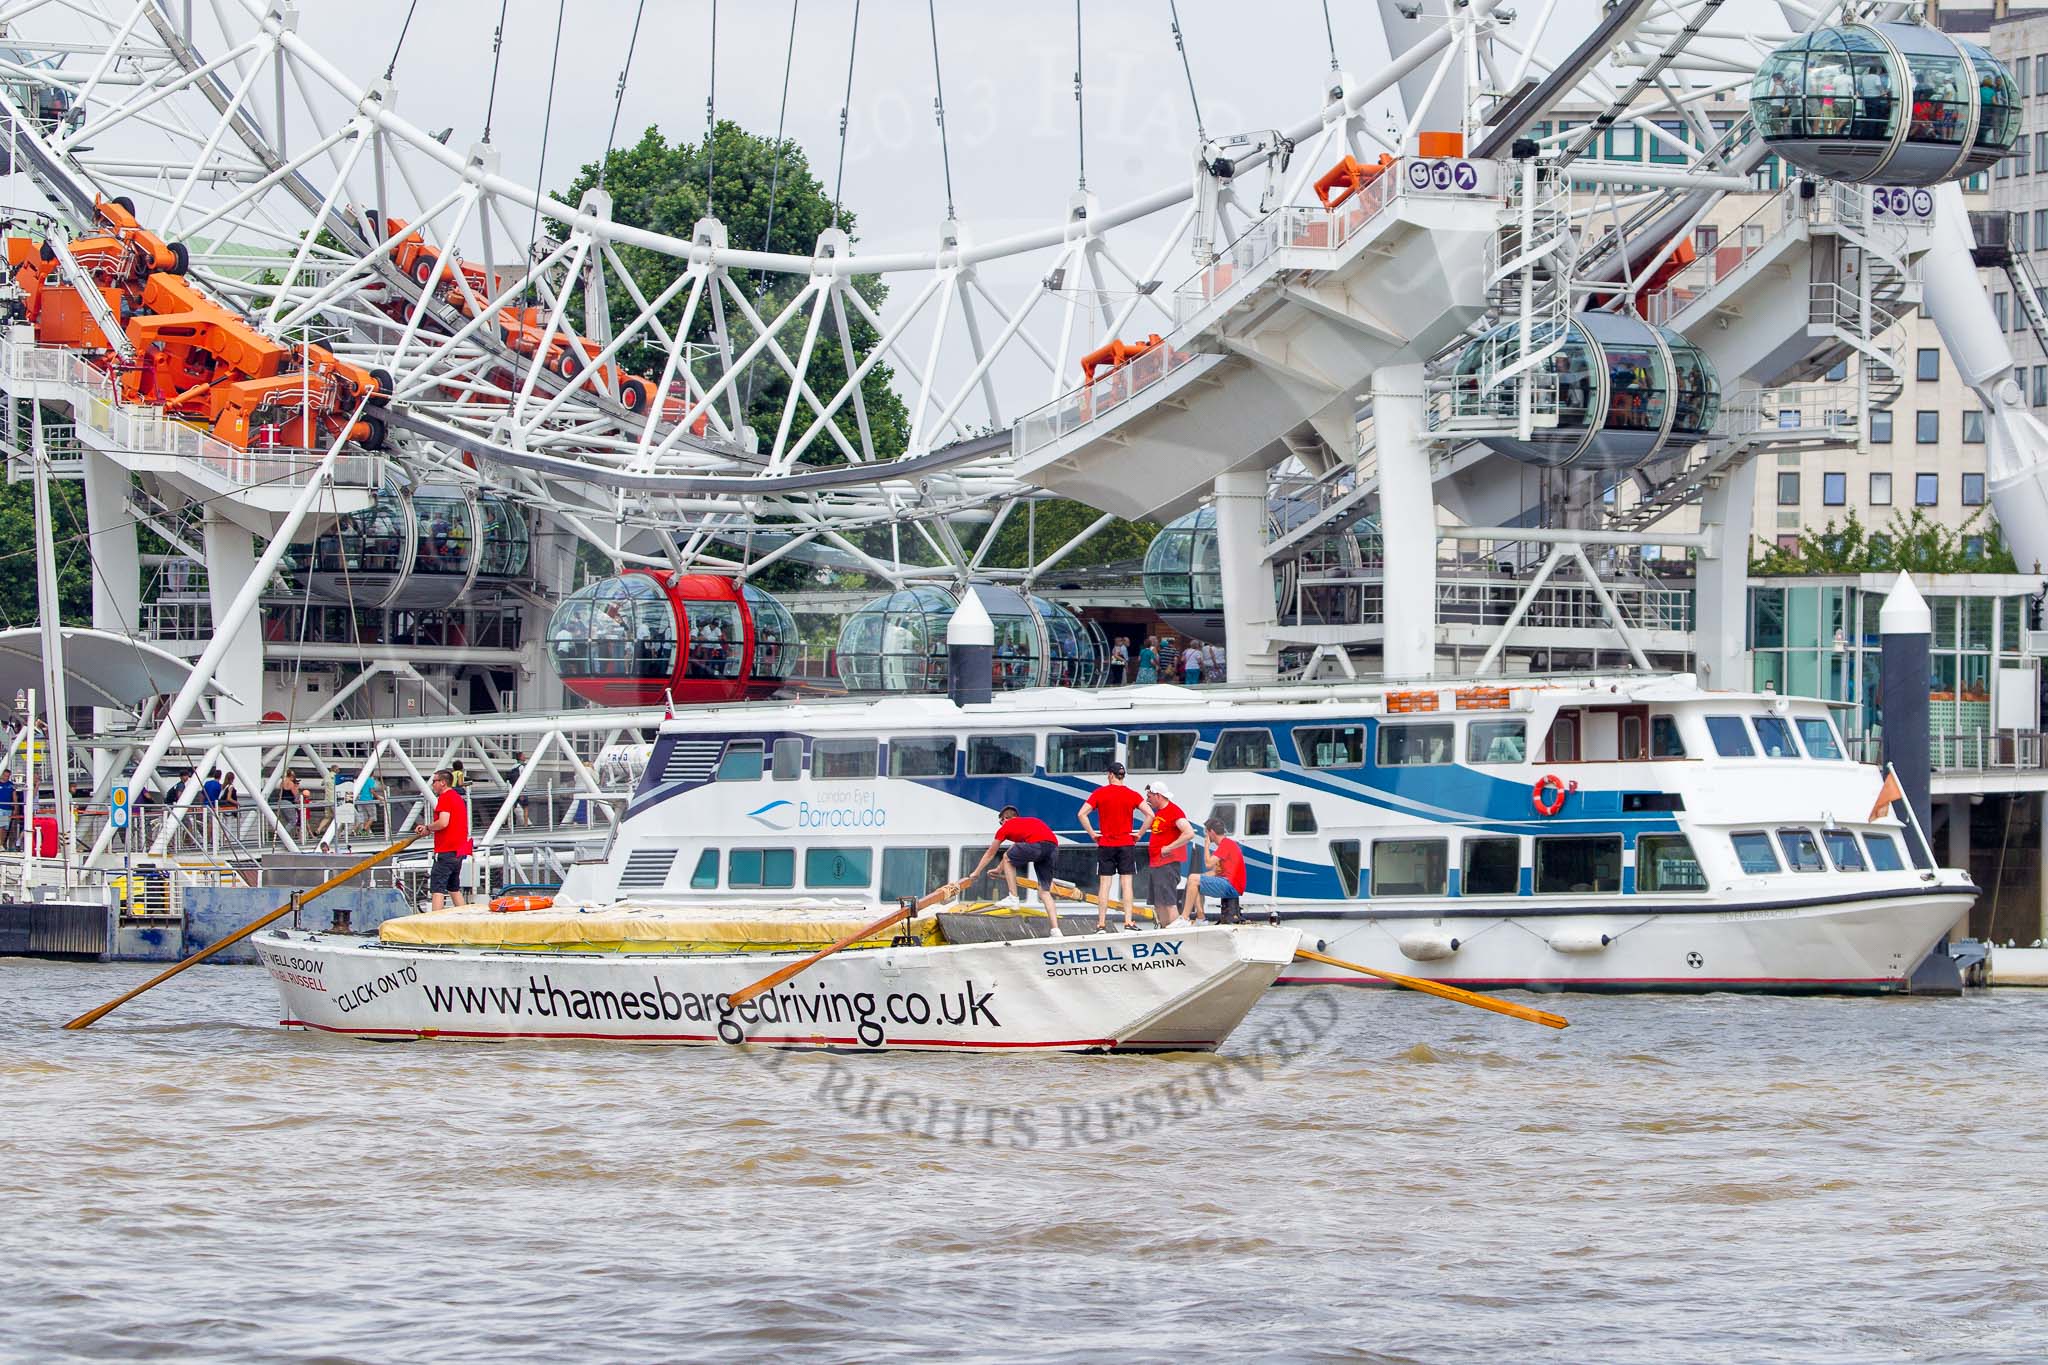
[1022, 878, 1566, 1030]
[727, 881, 961, 1009]
[1295, 946, 1568, 1030]
[64, 832, 422, 1031]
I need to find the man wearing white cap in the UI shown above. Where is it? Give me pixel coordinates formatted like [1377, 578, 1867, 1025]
[1139, 782, 1196, 926]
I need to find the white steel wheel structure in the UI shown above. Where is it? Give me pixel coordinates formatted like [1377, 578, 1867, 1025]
[3, 0, 2048, 873]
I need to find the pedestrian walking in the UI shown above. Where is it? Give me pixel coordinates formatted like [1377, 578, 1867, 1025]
[1107, 637, 1130, 686]
[1077, 762, 1144, 931]
[1135, 636, 1159, 685]
[1182, 644, 1203, 686]
[0, 767, 15, 852]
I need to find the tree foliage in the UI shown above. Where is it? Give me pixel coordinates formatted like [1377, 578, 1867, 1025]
[975, 499, 1158, 573]
[0, 477, 90, 628]
[1750, 509, 2018, 575]
[558, 124, 910, 467]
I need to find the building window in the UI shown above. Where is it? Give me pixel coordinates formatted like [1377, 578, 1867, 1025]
[1777, 472, 1801, 505]
[1916, 349, 1939, 382]
[1870, 411, 1893, 444]
[1997, 293, 2011, 331]
[2018, 140, 2034, 180]
[1870, 471, 1892, 505]
[1915, 411, 1938, 443]
[1651, 119, 1686, 162]
[2036, 368, 2048, 407]
[1963, 471, 1986, 505]
[1964, 410, 1985, 444]
[1916, 472, 1939, 506]
[1606, 124, 1641, 160]
[2037, 54, 2048, 96]
[1778, 408, 1801, 429]
[1822, 472, 1846, 506]
[1965, 534, 1987, 560]
[1695, 225, 1719, 253]
[1776, 534, 1800, 551]
[1825, 359, 1847, 382]
[2021, 213, 2033, 251]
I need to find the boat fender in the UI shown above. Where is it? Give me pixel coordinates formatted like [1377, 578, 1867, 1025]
[1548, 928, 1613, 954]
[1532, 773, 1574, 817]
[1397, 931, 1461, 961]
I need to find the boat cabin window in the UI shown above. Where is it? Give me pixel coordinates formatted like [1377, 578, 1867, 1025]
[1796, 716, 1844, 760]
[805, 847, 874, 889]
[1706, 715, 1754, 757]
[1730, 832, 1780, 874]
[1636, 834, 1708, 892]
[1328, 839, 1362, 897]
[882, 847, 950, 901]
[1534, 836, 1622, 894]
[1777, 828, 1825, 872]
[771, 739, 803, 781]
[1378, 722, 1453, 766]
[1822, 829, 1865, 871]
[813, 737, 878, 780]
[1211, 728, 1280, 771]
[888, 736, 958, 779]
[1863, 832, 1906, 871]
[1467, 720, 1526, 764]
[1127, 730, 1196, 773]
[1296, 725, 1365, 769]
[1462, 837, 1520, 895]
[1545, 713, 1580, 762]
[1208, 802, 1237, 834]
[1619, 712, 1646, 761]
[690, 849, 719, 889]
[1047, 731, 1117, 775]
[1752, 715, 1800, 758]
[967, 733, 1036, 776]
[1372, 839, 1448, 897]
[1245, 803, 1272, 837]
[1650, 715, 1686, 757]
[717, 740, 764, 781]
[728, 847, 795, 889]
[1286, 802, 1317, 834]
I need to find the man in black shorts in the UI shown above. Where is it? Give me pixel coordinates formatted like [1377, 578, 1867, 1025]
[965, 805, 1063, 937]
[414, 767, 470, 911]
[1079, 762, 1144, 931]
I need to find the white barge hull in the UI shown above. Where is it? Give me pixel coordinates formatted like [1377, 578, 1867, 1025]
[255, 924, 1301, 1053]
[1273, 886, 1975, 994]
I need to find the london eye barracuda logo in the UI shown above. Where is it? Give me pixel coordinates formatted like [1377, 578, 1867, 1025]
[747, 787, 888, 831]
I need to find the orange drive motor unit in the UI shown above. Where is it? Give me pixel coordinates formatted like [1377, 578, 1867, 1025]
[1079, 333, 1165, 384]
[1314, 154, 1396, 211]
[8, 195, 191, 349]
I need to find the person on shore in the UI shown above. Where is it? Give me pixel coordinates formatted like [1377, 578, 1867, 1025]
[1182, 644, 1203, 686]
[966, 805, 1063, 937]
[280, 769, 308, 841]
[1183, 815, 1248, 924]
[218, 772, 241, 844]
[415, 767, 470, 912]
[1135, 637, 1159, 685]
[0, 768, 15, 852]
[1078, 761, 1144, 931]
[1140, 783, 1195, 926]
[1107, 637, 1129, 686]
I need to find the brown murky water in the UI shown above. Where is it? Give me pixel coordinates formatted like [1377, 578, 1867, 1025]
[4, 959, 2046, 1362]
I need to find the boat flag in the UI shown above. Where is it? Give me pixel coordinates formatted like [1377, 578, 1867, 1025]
[1869, 767, 1905, 823]
[663, 688, 674, 722]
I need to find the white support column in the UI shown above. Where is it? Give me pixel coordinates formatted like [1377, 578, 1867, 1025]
[2039, 791, 2048, 944]
[1373, 362, 1436, 679]
[1213, 470, 1281, 684]
[1693, 457, 1758, 691]
[81, 450, 139, 784]
[202, 511, 266, 736]
[1948, 795, 1973, 939]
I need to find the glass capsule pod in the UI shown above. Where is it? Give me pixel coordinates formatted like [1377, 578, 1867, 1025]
[834, 584, 1102, 694]
[1751, 23, 2019, 186]
[1451, 314, 1720, 469]
[546, 570, 795, 706]
[1143, 505, 1369, 641]
[298, 482, 529, 608]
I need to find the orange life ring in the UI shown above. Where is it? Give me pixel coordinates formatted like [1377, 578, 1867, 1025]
[1531, 774, 1570, 817]
[489, 894, 554, 914]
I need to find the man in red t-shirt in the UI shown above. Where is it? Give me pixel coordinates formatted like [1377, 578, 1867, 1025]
[1139, 782, 1196, 926]
[1079, 761, 1144, 931]
[966, 804, 1063, 937]
[1183, 814, 1248, 924]
[415, 767, 470, 911]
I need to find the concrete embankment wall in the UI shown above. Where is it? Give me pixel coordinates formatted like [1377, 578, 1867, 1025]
[2, 887, 413, 962]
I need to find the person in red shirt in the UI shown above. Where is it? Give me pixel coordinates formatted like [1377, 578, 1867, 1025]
[966, 804, 1063, 937]
[1139, 782, 1196, 926]
[1079, 761, 1144, 932]
[415, 767, 470, 911]
[1183, 814, 1247, 924]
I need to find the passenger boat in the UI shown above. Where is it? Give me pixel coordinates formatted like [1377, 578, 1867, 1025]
[549, 675, 1976, 995]
[254, 905, 1301, 1052]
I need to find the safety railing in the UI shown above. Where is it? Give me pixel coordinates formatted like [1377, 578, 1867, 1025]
[1714, 383, 1860, 441]
[1643, 180, 1805, 327]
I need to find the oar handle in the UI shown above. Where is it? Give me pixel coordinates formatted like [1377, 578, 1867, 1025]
[1295, 947, 1568, 1030]
[63, 832, 422, 1031]
[726, 881, 959, 1010]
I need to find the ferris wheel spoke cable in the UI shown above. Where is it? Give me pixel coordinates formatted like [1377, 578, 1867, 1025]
[705, 0, 718, 213]
[481, 0, 510, 145]
[382, 0, 422, 81]
[832, 0, 862, 229]
[598, 0, 651, 190]
[1073, 0, 1086, 194]
[1168, 0, 1205, 146]
[524, 0, 569, 305]
[928, 0, 956, 221]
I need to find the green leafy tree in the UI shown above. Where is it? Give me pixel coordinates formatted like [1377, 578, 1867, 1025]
[1751, 509, 2018, 575]
[558, 124, 910, 469]
[975, 498, 1158, 572]
[0, 479, 90, 628]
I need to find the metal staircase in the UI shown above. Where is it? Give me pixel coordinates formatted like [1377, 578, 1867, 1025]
[1436, 163, 1572, 438]
[1608, 386, 1857, 533]
[2006, 252, 2048, 360]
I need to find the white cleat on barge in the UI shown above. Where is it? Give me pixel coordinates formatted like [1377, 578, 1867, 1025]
[255, 905, 1301, 1053]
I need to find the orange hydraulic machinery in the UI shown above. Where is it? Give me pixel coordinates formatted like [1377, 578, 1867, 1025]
[121, 270, 293, 406]
[8, 195, 189, 349]
[1079, 333, 1164, 384]
[206, 358, 387, 452]
[1588, 237, 1699, 318]
[1313, 154, 1395, 210]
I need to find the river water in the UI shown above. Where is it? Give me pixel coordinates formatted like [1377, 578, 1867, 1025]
[4, 959, 2045, 1363]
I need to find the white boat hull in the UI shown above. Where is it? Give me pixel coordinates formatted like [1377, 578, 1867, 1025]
[1269, 884, 1975, 994]
[254, 923, 1302, 1053]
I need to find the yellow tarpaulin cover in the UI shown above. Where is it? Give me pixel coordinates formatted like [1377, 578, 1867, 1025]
[379, 900, 944, 953]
